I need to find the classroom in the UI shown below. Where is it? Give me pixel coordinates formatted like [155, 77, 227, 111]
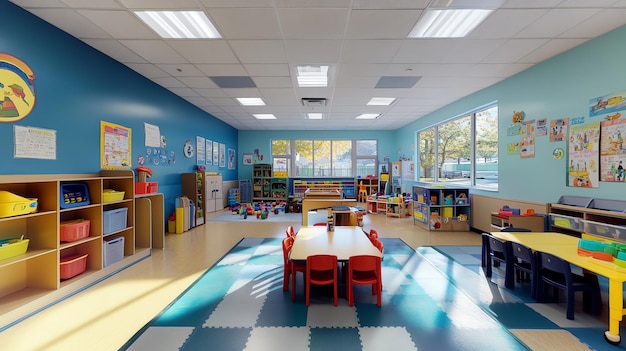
[1, 1, 626, 350]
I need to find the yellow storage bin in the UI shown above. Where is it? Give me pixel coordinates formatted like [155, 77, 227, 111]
[0, 238, 30, 260]
[103, 189, 125, 203]
[0, 191, 38, 218]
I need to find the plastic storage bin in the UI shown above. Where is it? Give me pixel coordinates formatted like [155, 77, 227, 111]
[60, 253, 88, 279]
[582, 219, 625, 241]
[60, 183, 90, 209]
[135, 182, 158, 195]
[103, 189, 125, 203]
[60, 219, 90, 242]
[0, 191, 38, 218]
[103, 236, 124, 267]
[550, 213, 582, 231]
[103, 207, 128, 234]
[0, 238, 29, 260]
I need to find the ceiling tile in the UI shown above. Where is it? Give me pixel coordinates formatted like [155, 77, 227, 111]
[207, 8, 282, 39]
[277, 8, 349, 39]
[77, 10, 157, 39]
[83, 39, 148, 63]
[482, 39, 550, 63]
[120, 40, 189, 64]
[346, 10, 421, 39]
[229, 40, 288, 64]
[28, 8, 111, 38]
[515, 9, 601, 38]
[166, 40, 239, 64]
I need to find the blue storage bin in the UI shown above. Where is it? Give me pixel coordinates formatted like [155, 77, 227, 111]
[103, 207, 128, 234]
[60, 183, 90, 209]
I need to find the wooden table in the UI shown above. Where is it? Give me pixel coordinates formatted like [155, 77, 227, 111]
[491, 231, 626, 345]
[290, 226, 382, 261]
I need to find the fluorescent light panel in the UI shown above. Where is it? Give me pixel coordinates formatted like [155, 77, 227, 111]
[135, 11, 221, 39]
[307, 113, 323, 120]
[408, 9, 492, 38]
[297, 65, 328, 87]
[355, 114, 380, 120]
[367, 97, 396, 106]
[253, 114, 277, 120]
[237, 98, 265, 106]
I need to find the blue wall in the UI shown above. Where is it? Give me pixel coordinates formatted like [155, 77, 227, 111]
[0, 2, 238, 217]
[396, 25, 626, 204]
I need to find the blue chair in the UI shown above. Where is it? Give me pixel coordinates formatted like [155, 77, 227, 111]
[536, 251, 602, 320]
[510, 241, 537, 298]
[483, 233, 514, 289]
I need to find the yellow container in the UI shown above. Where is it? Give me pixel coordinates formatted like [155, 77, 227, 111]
[103, 189, 125, 203]
[0, 191, 38, 218]
[0, 239, 30, 261]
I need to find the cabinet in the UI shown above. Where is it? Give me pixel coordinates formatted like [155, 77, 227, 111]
[412, 185, 470, 231]
[386, 195, 411, 218]
[0, 171, 149, 330]
[358, 177, 378, 200]
[390, 161, 402, 194]
[204, 173, 223, 213]
[490, 212, 546, 232]
[548, 196, 626, 240]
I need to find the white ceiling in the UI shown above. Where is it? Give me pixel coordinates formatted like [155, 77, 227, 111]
[10, 0, 626, 130]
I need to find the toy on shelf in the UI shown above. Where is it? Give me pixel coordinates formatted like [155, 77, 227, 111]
[135, 166, 158, 194]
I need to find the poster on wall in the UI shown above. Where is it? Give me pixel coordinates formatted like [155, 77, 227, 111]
[520, 132, 535, 158]
[205, 139, 212, 165]
[219, 143, 225, 168]
[100, 121, 131, 169]
[144, 123, 161, 147]
[243, 153, 253, 165]
[213, 141, 219, 165]
[550, 118, 569, 142]
[14, 125, 56, 159]
[600, 118, 626, 182]
[589, 91, 626, 118]
[568, 122, 600, 188]
[536, 118, 547, 136]
[228, 149, 235, 169]
[196, 136, 205, 164]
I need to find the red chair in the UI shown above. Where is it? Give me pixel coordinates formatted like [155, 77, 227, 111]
[368, 229, 379, 241]
[313, 222, 327, 226]
[347, 255, 382, 307]
[305, 254, 338, 306]
[282, 237, 305, 301]
[372, 238, 384, 254]
[286, 225, 296, 238]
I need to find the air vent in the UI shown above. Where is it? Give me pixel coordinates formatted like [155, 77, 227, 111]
[301, 98, 327, 107]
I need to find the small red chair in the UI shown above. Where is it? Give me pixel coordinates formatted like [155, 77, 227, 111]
[282, 237, 305, 301]
[305, 254, 338, 306]
[372, 238, 384, 254]
[286, 225, 296, 238]
[313, 222, 327, 226]
[368, 229, 379, 241]
[347, 255, 382, 307]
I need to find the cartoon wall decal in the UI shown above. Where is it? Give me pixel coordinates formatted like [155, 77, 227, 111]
[0, 53, 36, 122]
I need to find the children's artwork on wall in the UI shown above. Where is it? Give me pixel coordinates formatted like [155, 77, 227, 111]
[243, 153, 253, 165]
[507, 111, 525, 136]
[205, 139, 212, 165]
[228, 149, 235, 170]
[536, 118, 547, 136]
[553, 148, 564, 160]
[101, 121, 131, 169]
[0, 53, 36, 122]
[600, 118, 626, 182]
[568, 122, 600, 188]
[507, 142, 520, 155]
[137, 146, 175, 166]
[196, 136, 205, 164]
[520, 132, 535, 159]
[550, 118, 569, 142]
[219, 143, 225, 168]
[253, 148, 263, 163]
[570, 116, 585, 125]
[589, 91, 626, 118]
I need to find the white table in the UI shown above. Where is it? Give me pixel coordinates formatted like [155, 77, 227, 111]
[290, 226, 382, 261]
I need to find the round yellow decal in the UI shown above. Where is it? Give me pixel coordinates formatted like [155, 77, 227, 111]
[0, 53, 36, 122]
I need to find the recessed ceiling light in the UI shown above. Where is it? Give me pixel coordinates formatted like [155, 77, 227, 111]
[355, 114, 380, 120]
[307, 113, 323, 120]
[367, 97, 396, 106]
[297, 65, 328, 87]
[253, 114, 277, 120]
[135, 11, 221, 39]
[237, 98, 266, 106]
[408, 9, 492, 38]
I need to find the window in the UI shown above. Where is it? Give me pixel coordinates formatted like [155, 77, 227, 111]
[417, 104, 498, 190]
[272, 139, 377, 178]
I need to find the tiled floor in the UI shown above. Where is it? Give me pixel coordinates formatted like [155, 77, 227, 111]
[123, 237, 581, 351]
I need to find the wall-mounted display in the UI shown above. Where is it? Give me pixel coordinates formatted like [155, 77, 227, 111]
[568, 122, 600, 188]
[600, 118, 626, 182]
[101, 121, 131, 169]
[0, 53, 36, 122]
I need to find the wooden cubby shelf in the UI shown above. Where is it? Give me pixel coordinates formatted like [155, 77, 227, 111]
[0, 171, 152, 330]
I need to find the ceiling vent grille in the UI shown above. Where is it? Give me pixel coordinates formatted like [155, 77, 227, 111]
[301, 98, 327, 107]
